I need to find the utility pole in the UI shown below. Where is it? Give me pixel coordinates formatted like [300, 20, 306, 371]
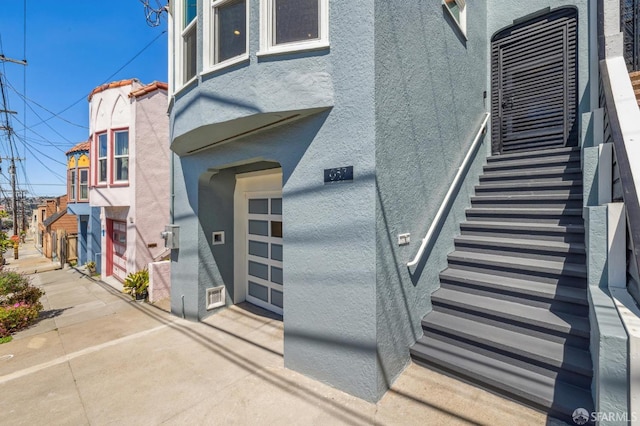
[0, 55, 27, 237]
[19, 190, 27, 233]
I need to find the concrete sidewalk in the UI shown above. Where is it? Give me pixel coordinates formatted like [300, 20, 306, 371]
[2, 238, 61, 275]
[0, 268, 556, 425]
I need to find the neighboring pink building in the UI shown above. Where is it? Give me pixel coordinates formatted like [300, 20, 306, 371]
[88, 79, 170, 299]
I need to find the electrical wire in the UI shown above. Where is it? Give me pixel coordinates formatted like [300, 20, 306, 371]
[6, 79, 87, 129]
[27, 30, 167, 130]
[10, 115, 70, 153]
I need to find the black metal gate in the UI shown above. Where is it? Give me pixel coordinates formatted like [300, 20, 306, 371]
[622, 0, 640, 71]
[491, 8, 578, 154]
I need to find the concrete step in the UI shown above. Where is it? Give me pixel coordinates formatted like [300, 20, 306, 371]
[470, 193, 583, 209]
[475, 180, 582, 196]
[431, 287, 590, 338]
[479, 166, 582, 183]
[460, 220, 585, 243]
[502, 140, 569, 153]
[440, 267, 588, 316]
[465, 207, 583, 224]
[410, 336, 594, 424]
[422, 310, 593, 378]
[440, 267, 588, 306]
[453, 234, 585, 263]
[484, 155, 580, 173]
[446, 250, 587, 280]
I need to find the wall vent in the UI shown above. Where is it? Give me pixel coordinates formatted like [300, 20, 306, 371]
[206, 286, 225, 310]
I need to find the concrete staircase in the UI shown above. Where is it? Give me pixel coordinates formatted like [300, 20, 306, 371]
[410, 146, 594, 423]
[631, 71, 640, 107]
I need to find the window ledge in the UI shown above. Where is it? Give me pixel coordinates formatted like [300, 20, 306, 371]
[110, 182, 130, 187]
[173, 75, 199, 97]
[202, 54, 250, 78]
[257, 41, 330, 58]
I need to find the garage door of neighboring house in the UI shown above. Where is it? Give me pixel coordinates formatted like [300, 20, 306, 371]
[111, 220, 127, 282]
[491, 7, 578, 154]
[235, 170, 283, 316]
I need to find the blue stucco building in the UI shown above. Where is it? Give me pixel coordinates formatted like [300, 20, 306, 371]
[66, 141, 101, 272]
[167, 0, 639, 421]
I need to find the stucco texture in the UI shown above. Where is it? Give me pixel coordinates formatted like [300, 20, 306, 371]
[168, 0, 594, 405]
[170, 0, 378, 402]
[374, 0, 489, 398]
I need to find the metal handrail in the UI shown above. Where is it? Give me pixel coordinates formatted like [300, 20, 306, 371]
[600, 58, 640, 295]
[407, 113, 490, 268]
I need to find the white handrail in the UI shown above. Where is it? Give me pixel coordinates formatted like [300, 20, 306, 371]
[407, 113, 490, 268]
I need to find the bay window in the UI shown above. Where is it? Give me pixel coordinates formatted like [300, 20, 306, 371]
[260, 0, 328, 55]
[205, 0, 248, 70]
[178, 0, 198, 85]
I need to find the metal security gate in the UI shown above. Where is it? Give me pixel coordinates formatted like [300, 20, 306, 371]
[491, 8, 578, 154]
[622, 0, 640, 71]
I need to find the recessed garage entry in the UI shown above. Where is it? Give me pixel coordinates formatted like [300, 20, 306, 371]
[234, 170, 283, 315]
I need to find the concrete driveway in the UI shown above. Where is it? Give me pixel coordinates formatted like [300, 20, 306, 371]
[0, 267, 553, 425]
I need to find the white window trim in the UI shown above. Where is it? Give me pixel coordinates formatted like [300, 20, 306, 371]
[203, 0, 250, 74]
[258, 0, 329, 57]
[442, 0, 467, 39]
[174, 1, 199, 93]
[113, 130, 129, 183]
[69, 169, 77, 201]
[79, 169, 89, 201]
[97, 133, 108, 184]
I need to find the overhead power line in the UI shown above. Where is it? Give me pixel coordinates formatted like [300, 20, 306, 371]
[26, 30, 167, 130]
[5, 79, 88, 129]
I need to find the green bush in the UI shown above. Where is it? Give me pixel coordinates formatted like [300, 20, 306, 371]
[0, 272, 45, 338]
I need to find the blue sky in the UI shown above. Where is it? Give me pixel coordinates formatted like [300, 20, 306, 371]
[0, 0, 167, 197]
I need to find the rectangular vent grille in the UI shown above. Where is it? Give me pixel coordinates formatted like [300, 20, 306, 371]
[206, 286, 225, 310]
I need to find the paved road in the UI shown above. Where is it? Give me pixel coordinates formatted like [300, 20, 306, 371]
[0, 266, 553, 425]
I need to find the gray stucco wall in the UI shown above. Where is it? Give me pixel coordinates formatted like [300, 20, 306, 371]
[374, 0, 489, 397]
[170, 0, 378, 401]
[170, 0, 595, 404]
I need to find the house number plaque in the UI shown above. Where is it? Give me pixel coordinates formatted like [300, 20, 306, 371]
[324, 166, 353, 184]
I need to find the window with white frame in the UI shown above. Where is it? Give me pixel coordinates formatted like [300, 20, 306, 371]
[205, 0, 248, 69]
[443, 0, 466, 37]
[69, 169, 77, 201]
[114, 130, 129, 182]
[260, 0, 329, 55]
[181, 0, 198, 84]
[79, 169, 89, 201]
[98, 133, 108, 184]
